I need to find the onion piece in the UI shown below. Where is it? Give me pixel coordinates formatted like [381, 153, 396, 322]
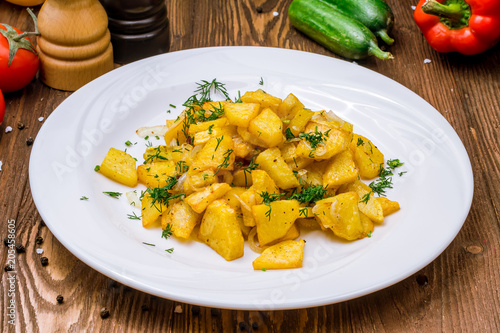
[126, 191, 141, 208]
[248, 227, 268, 254]
[136, 125, 167, 138]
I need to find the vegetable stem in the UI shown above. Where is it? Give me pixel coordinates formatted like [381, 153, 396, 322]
[376, 30, 394, 46]
[422, 0, 471, 29]
[12, 8, 40, 42]
[369, 42, 393, 60]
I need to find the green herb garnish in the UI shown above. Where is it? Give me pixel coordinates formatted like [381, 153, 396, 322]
[289, 185, 327, 204]
[103, 191, 122, 199]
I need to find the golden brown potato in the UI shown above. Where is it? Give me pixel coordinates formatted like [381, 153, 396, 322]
[185, 183, 232, 213]
[161, 200, 200, 239]
[350, 133, 384, 179]
[322, 149, 359, 189]
[255, 148, 300, 189]
[137, 161, 176, 188]
[277, 93, 305, 119]
[241, 89, 282, 113]
[377, 197, 400, 216]
[338, 180, 384, 224]
[224, 102, 261, 127]
[312, 192, 365, 241]
[248, 108, 284, 148]
[99, 148, 138, 187]
[252, 239, 305, 270]
[252, 199, 301, 246]
[191, 135, 235, 172]
[198, 200, 244, 261]
[295, 123, 351, 160]
[288, 108, 315, 136]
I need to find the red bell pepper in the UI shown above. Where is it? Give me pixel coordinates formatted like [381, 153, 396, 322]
[414, 0, 500, 55]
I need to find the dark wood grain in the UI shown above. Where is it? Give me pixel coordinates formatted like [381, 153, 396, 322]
[1, 0, 499, 332]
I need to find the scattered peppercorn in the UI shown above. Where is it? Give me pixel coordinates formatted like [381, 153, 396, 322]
[256, 6, 263, 13]
[4, 265, 13, 272]
[416, 274, 428, 286]
[17, 122, 25, 130]
[15, 244, 25, 253]
[40, 256, 49, 266]
[100, 307, 110, 319]
[56, 295, 64, 304]
[239, 321, 247, 330]
[40, 220, 46, 227]
[252, 322, 259, 330]
[26, 137, 34, 146]
[141, 304, 150, 312]
[191, 306, 200, 316]
[35, 236, 44, 244]
[109, 279, 119, 288]
[3, 237, 9, 247]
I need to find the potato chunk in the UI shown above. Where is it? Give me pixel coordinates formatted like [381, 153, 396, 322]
[224, 103, 261, 127]
[312, 192, 365, 241]
[252, 200, 301, 246]
[255, 148, 300, 189]
[198, 200, 244, 261]
[241, 89, 282, 113]
[185, 183, 232, 213]
[141, 192, 166, 228]
[99, 148, 138, 187]
[350, 133, 384, 179]
[277, 93, 304, 119]
[137, 161, 176, 188]
[322, 149, 359, 189]
[338, 180, 384, 223]
[191, 135, 235, 172]
[252, 239, 305, 270]
[161, 200, 200, 239]
[377, 197, 400, 216]
[248, 108, 284, 148]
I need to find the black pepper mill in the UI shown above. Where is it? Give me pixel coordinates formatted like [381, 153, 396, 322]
[99, 0, 170, 64]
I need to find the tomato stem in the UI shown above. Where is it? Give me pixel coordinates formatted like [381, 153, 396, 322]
[12, 8, 40, 42]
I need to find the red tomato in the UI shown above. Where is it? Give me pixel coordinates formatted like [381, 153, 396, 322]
[0, 24, 39, 93]
[0, 89, 5, 125]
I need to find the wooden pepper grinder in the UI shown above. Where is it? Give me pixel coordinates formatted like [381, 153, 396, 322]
[99, 0, 170, 64]
[36, 0, 114, 91]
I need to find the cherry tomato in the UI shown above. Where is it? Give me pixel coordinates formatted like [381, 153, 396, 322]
[0, 89, 5, 125]
[0, 22, 39, 92]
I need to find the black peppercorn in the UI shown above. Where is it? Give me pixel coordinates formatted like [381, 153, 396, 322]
[17, 122, 25, 130]
[15, 244, 25, 253]
[3, 237, 9, 247]
[239, 321, 247, 330]
[191, 305, 200, 316]
[416, 274, 428, 286]
[4, 265, 13, 272]
[252, 322, 259, 330]
[256, 6, 263, 13]
[210, 308, 219, 317]
[100, 307, 110, 319]
[26, 137, 34, 146]
[40, 257, 49, 266]
[35, 236, 44, 244]
[141, 304, 150, 312]
[56, 295, 64, 303]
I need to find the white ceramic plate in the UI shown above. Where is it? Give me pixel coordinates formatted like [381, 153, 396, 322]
[29, 47, 473, 310]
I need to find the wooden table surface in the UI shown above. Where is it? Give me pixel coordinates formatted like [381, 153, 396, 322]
[1, 1, 499, 332]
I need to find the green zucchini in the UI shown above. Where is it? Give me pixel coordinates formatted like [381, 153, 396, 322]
[320, 0, 395, 45]
[288, 0, 393, 60]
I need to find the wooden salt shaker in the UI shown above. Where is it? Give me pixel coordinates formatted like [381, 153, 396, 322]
[36, 0, 114, 91]
[99, 0, 170, 64]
